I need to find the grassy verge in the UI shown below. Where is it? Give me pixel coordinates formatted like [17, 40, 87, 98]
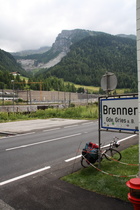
[66, 82, 131, 94]
[0, 104, 98, 122]
[61, 145, 138, 201]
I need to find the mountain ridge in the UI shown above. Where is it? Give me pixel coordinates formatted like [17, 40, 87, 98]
[37, 32, 137, 90]
[0, 29, 137, 90]
[13, 29, 136, 72]
[12, 46, 51, 57]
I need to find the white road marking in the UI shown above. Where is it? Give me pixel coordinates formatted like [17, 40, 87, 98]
[6, 133, 82, 151]
[82, 122, 94, 125]
[65, 155, 82, 162]
[118, 134, 137, 143]
[101, 134, 137, 148]
[64, 125, 78, 128]
[0, 166, 51, 186]
[43, 128, 61, 132]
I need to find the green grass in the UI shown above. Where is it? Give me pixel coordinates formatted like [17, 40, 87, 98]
[19, 76, 29, 82]
[29, 105, 98, 120]
[65, 82, 131, 94]
[74, 84, 100, 93]
[61, 145, 138, 201]
[0, 104, 98, 122]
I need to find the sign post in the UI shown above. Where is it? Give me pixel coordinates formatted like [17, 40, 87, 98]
[101, 72, 117, 94]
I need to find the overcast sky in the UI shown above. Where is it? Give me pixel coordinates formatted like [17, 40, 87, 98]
[0, 0, 136, 52]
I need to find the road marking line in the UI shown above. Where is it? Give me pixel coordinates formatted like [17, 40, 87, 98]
[101, 134, 137, 148]
[65, 155, 82, 162]
[43, 128, 61, 132]
[64, 125, 78, 128]
[0, 166, 51, 186]
[82, 122, 94, 125]
[118, 134, 137, 143]
[6, 133, 82, 151]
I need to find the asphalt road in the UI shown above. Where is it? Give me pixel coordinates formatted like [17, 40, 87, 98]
[0, 119, 137, 209]
[0, 119, 133, 184]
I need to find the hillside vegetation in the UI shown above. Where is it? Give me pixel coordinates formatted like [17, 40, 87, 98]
[0, 29, 137, 92]
[0, 49, 27, 76]
[38, 33, 137, 90]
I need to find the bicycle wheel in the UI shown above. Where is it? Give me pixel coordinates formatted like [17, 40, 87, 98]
[81, 155, 90, 168]
[104, 148, 122, 161]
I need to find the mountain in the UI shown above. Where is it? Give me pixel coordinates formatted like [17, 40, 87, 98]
[11, 29, 137, 90]
[37, 32, 137, 90]
[12, 46, 51, 57]
[116, 34, 136, 40]
[14, 30, 136, 73]
[0, 49, 28, 76]
[14, 29, 107, 71]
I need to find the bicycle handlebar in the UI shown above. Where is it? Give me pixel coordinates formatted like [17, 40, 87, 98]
[110, 140, 120, 148]
[100, 137, 120, 149]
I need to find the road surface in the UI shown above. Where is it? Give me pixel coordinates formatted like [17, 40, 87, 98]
[0, 119, 134, 186]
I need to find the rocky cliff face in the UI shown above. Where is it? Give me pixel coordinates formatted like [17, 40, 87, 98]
[52, 30, 73, 53]
[51, 29, 94, 54]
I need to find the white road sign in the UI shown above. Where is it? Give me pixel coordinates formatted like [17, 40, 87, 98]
[100, 97, 138, 131]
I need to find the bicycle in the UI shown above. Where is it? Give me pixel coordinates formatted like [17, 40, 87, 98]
[81, 137, 122, 168]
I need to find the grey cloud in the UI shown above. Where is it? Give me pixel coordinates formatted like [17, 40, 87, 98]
[0, 0, 136, 52]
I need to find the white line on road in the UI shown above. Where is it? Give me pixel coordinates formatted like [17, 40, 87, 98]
[64, 125, 78, 129]
[65, 155, 82, 162]
[0, 166, 51, 186]
[118, 134, 137, 143]
[82, 122, 94, 125]
[101, 134, 137, 148]
[6, 133, 82, 151]
[43, 128, 61, 132]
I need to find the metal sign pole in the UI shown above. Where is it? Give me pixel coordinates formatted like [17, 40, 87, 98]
[98, 96, 101, 168]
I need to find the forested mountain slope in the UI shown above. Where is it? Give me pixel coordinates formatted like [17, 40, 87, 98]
[14, 29, 108, 71]
[0, 49, 27, 76]
[38, 33, 137, 89]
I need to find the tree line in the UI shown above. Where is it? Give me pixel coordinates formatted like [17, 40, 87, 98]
[0, 70, 137, 94]
[0, 70, 87, 93]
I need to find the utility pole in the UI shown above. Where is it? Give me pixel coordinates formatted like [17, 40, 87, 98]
[11, 80, 14, 112]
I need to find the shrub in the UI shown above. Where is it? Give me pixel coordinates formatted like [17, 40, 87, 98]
[0, 112, 9, 121]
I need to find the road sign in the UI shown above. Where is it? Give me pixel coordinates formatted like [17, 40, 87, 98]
[100, 97, 138, 131]
[101, 72, 117, 92]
